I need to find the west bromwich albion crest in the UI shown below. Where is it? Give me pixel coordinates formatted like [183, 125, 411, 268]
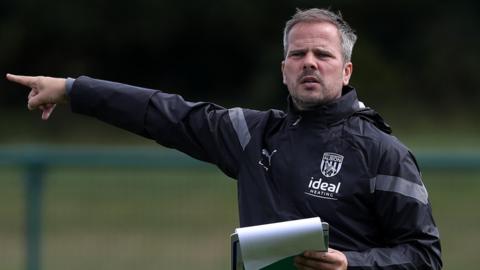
[320, 152, 344, 177]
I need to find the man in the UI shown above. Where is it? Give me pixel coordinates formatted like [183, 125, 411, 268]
[7, 8, 441, 270]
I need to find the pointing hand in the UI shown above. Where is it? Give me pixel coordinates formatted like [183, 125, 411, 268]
[6, 74, 68, 120]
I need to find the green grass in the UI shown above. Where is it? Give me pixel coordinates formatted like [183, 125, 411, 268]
[0, 166, 238, 270]
[423, 170, 480, 270]
[1, 166, 479, 269]
[0, 168, 23, 270]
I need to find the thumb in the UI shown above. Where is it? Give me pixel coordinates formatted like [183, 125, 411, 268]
[41, 104, 56, 120]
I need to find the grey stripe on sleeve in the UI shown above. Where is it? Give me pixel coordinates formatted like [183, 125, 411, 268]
[370, 175, 428, 204]
[65, 77, 75, 96]
[228, 108, 251, 150]
[344, 248, 412, 267]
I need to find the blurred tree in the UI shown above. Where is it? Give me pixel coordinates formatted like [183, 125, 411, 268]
[1, 0, 479, 136]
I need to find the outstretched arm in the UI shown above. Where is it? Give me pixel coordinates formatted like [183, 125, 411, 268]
[8, 74, 251, 177]
[6, 73, 69, 120]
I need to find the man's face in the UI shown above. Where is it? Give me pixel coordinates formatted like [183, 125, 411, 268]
[282, 21, 353, 110]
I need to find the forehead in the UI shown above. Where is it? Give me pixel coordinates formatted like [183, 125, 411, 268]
[287, 21, 341, 50]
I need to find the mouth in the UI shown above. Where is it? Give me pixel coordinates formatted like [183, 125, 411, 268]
[299, 76, 321, 90]
[299, 76, 320, 84]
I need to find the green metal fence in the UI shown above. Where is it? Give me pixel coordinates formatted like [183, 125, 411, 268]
[0, 145, 206, 270]
[0, 145, 479, 270]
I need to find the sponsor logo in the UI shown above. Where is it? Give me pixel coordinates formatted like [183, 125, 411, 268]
[305, 177, 342, 200]
[320, 152, 344, 177]
[258, 149, 277, 171]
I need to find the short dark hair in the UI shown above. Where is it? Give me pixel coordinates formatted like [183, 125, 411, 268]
[283, 8, 357, 62]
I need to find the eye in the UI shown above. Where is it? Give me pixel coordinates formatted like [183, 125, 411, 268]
[315, 51, 333, 59]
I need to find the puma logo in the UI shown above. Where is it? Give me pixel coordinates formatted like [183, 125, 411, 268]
[258, 149, 277, 171]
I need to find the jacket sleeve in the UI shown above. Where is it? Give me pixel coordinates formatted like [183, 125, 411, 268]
[69, 76, 248, 178]
[344, 141, 442, 270]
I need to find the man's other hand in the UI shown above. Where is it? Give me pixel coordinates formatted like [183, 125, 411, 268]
[6, 73, 68, 120]
[294, 248, 348, 270]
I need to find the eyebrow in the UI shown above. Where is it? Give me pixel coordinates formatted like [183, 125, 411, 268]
[313, 48, 335, 56]
[288, 49, 306, 54]
[288, 47, 334, 56]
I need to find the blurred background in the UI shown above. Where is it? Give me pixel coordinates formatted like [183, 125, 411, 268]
[0, 0, 479, 269]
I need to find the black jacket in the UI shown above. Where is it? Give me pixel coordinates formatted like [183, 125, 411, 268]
[70, 76, 442, 269]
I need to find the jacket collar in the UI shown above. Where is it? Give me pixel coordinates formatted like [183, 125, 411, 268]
[286, 85, 362, 127]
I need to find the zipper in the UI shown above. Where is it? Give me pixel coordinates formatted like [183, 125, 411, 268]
[292, 116, 302, 126]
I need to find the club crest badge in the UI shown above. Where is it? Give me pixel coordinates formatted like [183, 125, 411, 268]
[320, 152, 344, 177]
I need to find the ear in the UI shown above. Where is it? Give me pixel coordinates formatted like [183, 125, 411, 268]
[342, 62, 353, 85]
[281, 60, 286, 85]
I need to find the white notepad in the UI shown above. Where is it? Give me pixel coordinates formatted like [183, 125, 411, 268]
[231, 217, 329, 270]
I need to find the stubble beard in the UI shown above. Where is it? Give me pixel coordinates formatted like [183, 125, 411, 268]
[291, 93, 324, 111]
[289, 68, 341, 110]
[290, 83, 340, 111]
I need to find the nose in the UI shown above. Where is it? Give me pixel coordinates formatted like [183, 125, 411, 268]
[302, 52, 317, 70]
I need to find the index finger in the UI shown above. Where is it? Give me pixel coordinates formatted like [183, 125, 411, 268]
[6, 73, 36, 88]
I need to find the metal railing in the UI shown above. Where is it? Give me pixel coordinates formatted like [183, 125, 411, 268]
[0, 145, 479, 270]
[0, 145, 206, 270]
